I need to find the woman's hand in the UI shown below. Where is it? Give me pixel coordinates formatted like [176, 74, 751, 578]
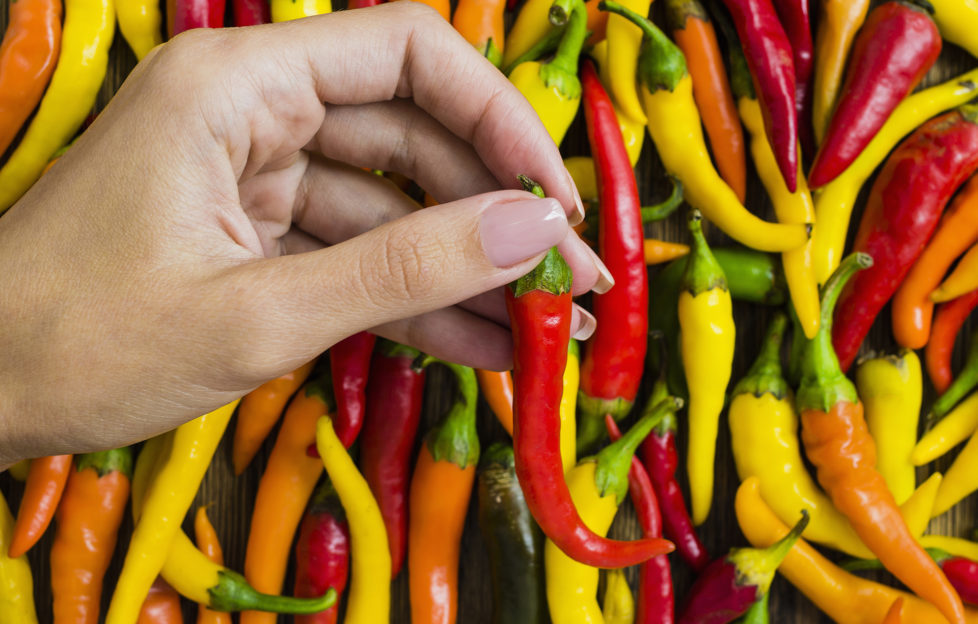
[0, 2, 609, 464]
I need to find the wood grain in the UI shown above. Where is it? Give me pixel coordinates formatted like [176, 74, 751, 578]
[0, 1, 976, 621]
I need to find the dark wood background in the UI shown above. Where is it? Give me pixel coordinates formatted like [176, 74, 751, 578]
[1, 0, 976, 621]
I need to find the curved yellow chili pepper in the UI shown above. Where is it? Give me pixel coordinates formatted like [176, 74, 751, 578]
[560, 339, 580, 474]
[901, 472, 942, 536]
[931, 241, 978, 303]
[739, 96, 819, 338]
[503, 0, 551, 67]
[605, 0, 649, 126]
[811, 0, 870, 145]
[932, 426, 978, 517]
[0, 0, 115, 214]
[602, 568, 634, 624]
[591, 39, 645, 166]
[271, 0, 330, 22]
[812, 67, 978, 284]
[106, 401, 238, 624]
[856, 350, 922, 505]
[316, 416, 391, 624]
[116, 0, 162, 60]
[0, 491, 38, 624]
[921, 535, 978, 562]
[913, 392, 978, 465]
[929, 0, 978, 59]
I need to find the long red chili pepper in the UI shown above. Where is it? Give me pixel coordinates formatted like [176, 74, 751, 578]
[173, 0, 226, 33]
[507, 176, 672, 569]
[576, 59, 648, 454]
[233, 0, 270, 25]
[9, 453, 73, 557]
[833, 104, 978, 372]
[330, 331, 375, 448]
[926, 289, 978, 394]
[293, 477, 350, 624]
[808, 0, 941, 188]
[719, 0, 797, 191]
[772, 0, 813, 160]
[607, 415, 673, 624]
[358, 339, 425, 578]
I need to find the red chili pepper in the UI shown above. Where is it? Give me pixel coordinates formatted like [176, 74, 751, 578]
[606, 415, 673, 624]
[576, 59, 648, 453]
[232, 0, 269, 25]
[359, 339, 425, 578]
[173, 0, 226, 33]
[677, 512, 808, 623]
[9, 454, 73, 557]
[330, 331, 375, 448]
[808, 1, 941, 188]
[718, 0, 797, 191]
[507, 176, 672, 569]
[926, 289, 978, 394]
[832, 105, 978, 372]
[772, 0, 813, 160]
[293, 477, 350, 624]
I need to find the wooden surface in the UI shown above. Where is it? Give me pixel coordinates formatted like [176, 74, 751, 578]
[1, 1, 977, 622]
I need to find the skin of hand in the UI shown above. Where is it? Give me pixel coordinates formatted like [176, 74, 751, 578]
[0, 2, 610, 467]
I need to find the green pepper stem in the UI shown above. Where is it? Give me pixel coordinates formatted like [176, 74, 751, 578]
[732, 313, 789, 400]
[640, 176, 684, 223]
[413, 356, 480, 469]
[728, 511, 809, 595]
[681, 210, 728, 296]
[598, 0, 687, 92]
[930, 328, 978, 422]
[209, 570, 337, 613]
[75, 446, 133, 478]
[648, 333, 677, 436]
[740, 591, 771, 624]
[510, 177, 573, 297]
[502, 25, 566, 77]
[543, 0, 587, 94]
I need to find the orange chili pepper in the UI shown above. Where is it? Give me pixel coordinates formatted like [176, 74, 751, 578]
[0, 0, 62, 156]
[665, 0, 746, 203]
[194, 507, 230, 624]
[394, 0, 449, 20]
[452, 0, 505, 66]
[137, 577, 184, 624]
[585, 0, 608, 43]
[893, 174, 978, 349]
[9, 454, 72, 557]
[241, 368, 334, 624]
[475, 369, 514, 435]
[644, 239, 690, 265]
[232, 358, 316, 475]
[884, 598, 907, 624]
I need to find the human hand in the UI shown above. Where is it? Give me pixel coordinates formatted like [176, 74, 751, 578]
[0, 3, 609, 464]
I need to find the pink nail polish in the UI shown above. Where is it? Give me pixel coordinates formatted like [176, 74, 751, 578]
[480, 198, 568, 267]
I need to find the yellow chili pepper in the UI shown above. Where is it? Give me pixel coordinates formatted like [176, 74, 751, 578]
[735, 477, 978, 624]
[316, 416, 391, 624]
[591, 39, 645, 166]
[560, 339, 580, 474]
[811, 0, 870, 145]
[902, 472, 942, 537]
[0, 0, 115, 214]
[106, 401, 238, 624]
[271, 0, 330, 21]
[921, 536, 978, 562]
[6, 460, 30, 482]
[932, 425, 978, 517]
[913, 391, 978, 465]
[509, 0, 587, 146]
[856, 350, 922, 505]
[739, 95, 819, 338]
[931, 241, 978, 303]
[503, 0, 553, 68]
[0, 491, 38, 624]
[116, 0, 162, 60]
[604, 0, 649, 126]
[812, 67, 978, 284]
[601, 569, 635, 624]
[929, 0, 978, 59]
[679, 211, 734, 526]
[565, 156, 598, 203]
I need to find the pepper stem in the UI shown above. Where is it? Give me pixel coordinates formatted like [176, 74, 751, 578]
[640, 176, 684, 223]
[593, 396, 684, 504]
[413, 356, 480, 469]
[681, 210, 728, 296]
[509, 177, 573, 297]
[75, 446, 133, 478]
[540, 0, 587, 99]
[502, 24, 566, 76]
[209, 570, 337, 613]
[732, 313, 789, 400]
[929, 328, 978, 422]
[598, 0, 687, 92]
[727, 510, 809, 595]
[795, 253, 872, 413]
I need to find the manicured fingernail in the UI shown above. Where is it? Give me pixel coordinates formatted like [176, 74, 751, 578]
[572, 305, 596, 341]
[480, 197, 567, 267]
[566, 170, 586, 226]
[586, 245, 615, 294]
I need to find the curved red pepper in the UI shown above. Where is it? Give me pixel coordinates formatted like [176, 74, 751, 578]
[358, 339, 425, 578]
[576, 59, 648, 452]
[232, 0, 269, 25]
[293, 478, 349, 624]
[926, 289, 978, 394]
[809, 1, 941, 188]
[719, 0, 797, 191]
[330, 331, 375, 448]
[772, 0, 813, 160]
[173, 0, 225, 33]
[833, 105, 978, 372]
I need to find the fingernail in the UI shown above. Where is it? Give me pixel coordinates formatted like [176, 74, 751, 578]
[586, 245, 615, 294]
[566, 170, 586, 226]
[481, 197, 567, 267]
[572, 305, 596, 341]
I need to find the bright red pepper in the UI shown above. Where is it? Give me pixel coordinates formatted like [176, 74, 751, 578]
[576, 59, 648, 453]
[507, 177, 672, 569]
[330, 331, 375, 448]
[293, 477, 350, 624]
[719, 0, 797, 191]
[832, 105, 978, 372]
[359, 339, 425, 578]
[926, 289, 978, 394]
[809, 1, 941, 188]
[232, 0, 269, 25]
[772, 0, 813, 160]
[173, 0, 226, 33]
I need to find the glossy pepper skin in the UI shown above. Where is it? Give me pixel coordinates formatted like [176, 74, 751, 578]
[934, 550, 978, 605]
[9, 454, 72, 557]
[476, 369, 515, 435]
[833, 105, 978, 372]
[926, 289, 978, 393]
[0, 0, 61, 157]
[330, 332, 375, 448]
[603, 569, 635, 624]
[116, 0, 162, 59]
[678, 512, 808, 624]
[507, 177, 673, 569]
[718, 0, 797, 191]
[0, 490, 37, 624]
[173, 0, 224, 33]
[811, 0, 870, 145]
[452, 0, 506, 66]
[359, 339, 424, 578]
[137, 577, 183, 624]
[809, 1, 942, 188]
[590, 37, 646, 168]
[929, 0, 978, 57]
[293, 478, 349, 624]
[772, 0, 814, 159]
[576, 58, 648, 453]
[929, 331, 978, 425]
[932, 422, 978, 516]
[604, 0, 650, 126]
[914, 391, 978, 465]
[933, 240, 978, 304]
[799, 253, 966, 624]
[0, 0, 114, 214]
[232, 0, 269, 24]
[559, 339, 580, 473]
[50, 448, 131, 624]
[271, 0, 330, 21]
[194, 507, 231, 624]
[478, 442, 547, 624]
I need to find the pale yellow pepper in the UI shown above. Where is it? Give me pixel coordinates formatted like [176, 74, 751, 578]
[932, 426, 978, 517]
[913, 391, 978, 465]
[116, 0, 162, 60]
[604, 0, 649, 126]
[856, 350, 922, 505]
[560, 340, 580, 474]
[565, 156, 598, 203]
[591, 39, 645, 166]
[0, 491, 38, 624]
[272, 0, 331, 22]
[602, 569, 635, 624]
[503, 0, 554, 68]
[929, 0, 978, 59]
